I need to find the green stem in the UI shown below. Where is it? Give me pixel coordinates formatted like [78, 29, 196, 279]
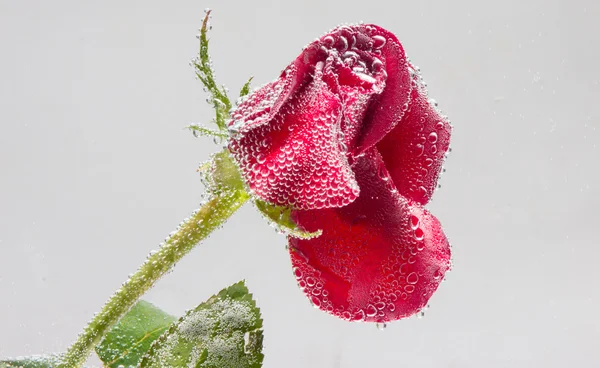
[58, 189, 249, 368]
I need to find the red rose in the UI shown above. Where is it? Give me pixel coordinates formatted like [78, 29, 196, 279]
[229, 24, 452, 323]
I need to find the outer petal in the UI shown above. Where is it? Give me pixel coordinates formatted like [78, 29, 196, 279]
[376, 67, 452, 205]
[229, 69, 359, 209]
[351, 25, 412, 155]
[288, 150, 451, 322]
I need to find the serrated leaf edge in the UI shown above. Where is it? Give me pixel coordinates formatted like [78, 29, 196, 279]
[139, 281, 264, 368]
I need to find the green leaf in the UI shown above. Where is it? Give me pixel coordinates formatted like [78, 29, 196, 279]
[192, 9, 231, 131]
[95, 300, 177, 368]
[140, 281, 264, 368]
[255, 200, 322, 239]
[239, 77, 253, 97]
[0, 354, 64, 368]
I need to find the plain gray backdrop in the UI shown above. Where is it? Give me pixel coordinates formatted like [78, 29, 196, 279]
[1, 0, 599, 367]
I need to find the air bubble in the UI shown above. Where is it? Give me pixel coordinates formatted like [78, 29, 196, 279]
[372, 35, 387, 49]
[428, 132, 438, 143]
[338, 36, 348, 51]
[366, 304, 378, 317]
[352, 309, 366, 321]
[311, 295, 322, 307]
[323, 35, 335, 47]
[415, 144, 424, 157]
[414, 228, 424, 241]
[407, 272, 419, 284]
[410, 215, 419, 229]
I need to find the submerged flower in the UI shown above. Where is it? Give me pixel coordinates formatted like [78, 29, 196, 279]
[228, 24, 452, 323]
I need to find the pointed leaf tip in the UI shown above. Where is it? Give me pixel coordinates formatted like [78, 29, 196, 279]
[194, 9, 232, 131]
[239, 77, 254, 97]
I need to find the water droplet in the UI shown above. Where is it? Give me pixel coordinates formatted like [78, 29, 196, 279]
[256, 153, 266, 164]
[377, 164, 388, 181]
[338, 36, 348, 51]
[414, 227, 424, 241]
[415, 144, 424, 157]
[311, 295, 321, 307]
[417, 186, 427, 198]
[376, 322, 387, 330]
[428, 132, 438, 144]
[352, 309, 366, 321]
[372, 35, 387, 49]
[322, 35, 335, 47]
[366, 304, 378, 317]
[407, 272, 419, 284]
[410, 215, 419, 229]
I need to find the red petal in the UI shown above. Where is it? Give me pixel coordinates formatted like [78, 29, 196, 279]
[229, 69, 359, 209]
[288, 150, 451, 322]
[313, 25, 391, 153]
[377, 67, 452, 205]
[352, 25, 412, 155]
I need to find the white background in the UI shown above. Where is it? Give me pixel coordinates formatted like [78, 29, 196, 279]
[1, 0, 599, 367]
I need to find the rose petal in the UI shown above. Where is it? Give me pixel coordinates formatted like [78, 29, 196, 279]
[288, 150, 451, 322]
[314, 26, 389, 154]
[229, 69, 359, 209]
[377, 68, 452, 205]
[352, 25, 412, 155]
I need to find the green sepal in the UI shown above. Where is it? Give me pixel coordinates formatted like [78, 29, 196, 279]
[255, 200, 322, 239]
[199, 149, 245, 196]
[187, 124, 229, 139]
[239, 77, 253, 97]
[192, 10, 232, 131]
